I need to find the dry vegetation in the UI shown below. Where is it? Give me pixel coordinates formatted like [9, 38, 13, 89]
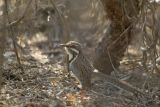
[0, 0, 160, 107]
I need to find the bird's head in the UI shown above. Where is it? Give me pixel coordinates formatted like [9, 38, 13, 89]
[60, 41, 82, 54]
[60, 41, 82, 61]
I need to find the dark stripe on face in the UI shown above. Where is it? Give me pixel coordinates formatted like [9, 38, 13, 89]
[68, 48, 79, 63]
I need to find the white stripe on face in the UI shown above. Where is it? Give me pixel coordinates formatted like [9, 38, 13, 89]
[64, 47, 79, 62]
[65, 47, 73, 61]
[70, 48, 79, 54]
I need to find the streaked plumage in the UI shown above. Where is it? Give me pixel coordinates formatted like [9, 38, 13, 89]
[61, 41, 93, 89]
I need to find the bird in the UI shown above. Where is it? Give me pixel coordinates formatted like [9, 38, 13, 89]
[60, 41, 146, 95]
[60, 41, 92, 89]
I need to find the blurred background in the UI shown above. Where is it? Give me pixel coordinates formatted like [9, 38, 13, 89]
[1, 0, 160, 106]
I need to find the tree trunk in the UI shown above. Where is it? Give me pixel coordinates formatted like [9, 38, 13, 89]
[0, 0, 7, 90]
[94, 0, 139, 74]
[0, 33, 4, 90]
